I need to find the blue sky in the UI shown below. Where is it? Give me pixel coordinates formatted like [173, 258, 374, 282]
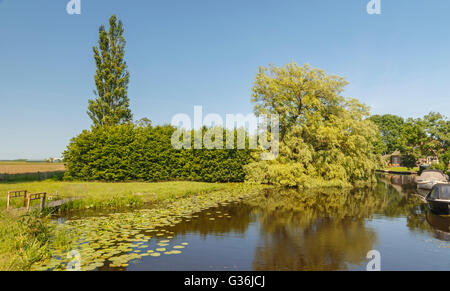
[0, 0, 449, 159]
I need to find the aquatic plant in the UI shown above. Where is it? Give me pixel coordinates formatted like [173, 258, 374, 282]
[31, 188, 260, 271]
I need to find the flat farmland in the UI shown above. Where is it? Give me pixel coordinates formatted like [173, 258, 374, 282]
[0, 162, 65, 174]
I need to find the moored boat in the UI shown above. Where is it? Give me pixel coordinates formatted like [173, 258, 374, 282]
[415, 170, 448, 190]
[426, 184, 450, 215]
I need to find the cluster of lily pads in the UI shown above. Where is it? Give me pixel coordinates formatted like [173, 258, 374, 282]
[206, 210, 232, 220]
[32, 189, 257, 271]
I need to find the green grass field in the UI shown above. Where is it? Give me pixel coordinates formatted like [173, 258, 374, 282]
[384, 167, 419, 173]
[0, 180, 238, 210]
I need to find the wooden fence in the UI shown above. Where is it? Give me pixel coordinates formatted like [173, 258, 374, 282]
[6, 190, 47, 211]
[6, 190, 27, 209]
[26, 192, 47, 211]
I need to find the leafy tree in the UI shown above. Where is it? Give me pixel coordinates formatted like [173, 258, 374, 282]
[397, 118, 428, 162]
[400, 154, 417, 169]
[398, 113, 449, 168]
[245, 63, 382, 188]
[251, 63, 348, 141]
[423, 112, 449, 158]
[135, 117, 152, 128]
[369, 114, 404, 154]
[429, 162, 447, 172]
[372, 131, 388, 156]
[87, 15, 132, 127]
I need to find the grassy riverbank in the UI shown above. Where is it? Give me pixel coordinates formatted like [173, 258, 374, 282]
[0, 180, 258, 270]
[384, 167, 419, 173]
[0, 181, 237, 210]
[0, 211, 55, 271]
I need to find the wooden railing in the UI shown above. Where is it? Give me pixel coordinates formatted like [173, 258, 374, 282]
[6, 190, 28, 210]
[26, 192, 46, 211]
[6, 190, 47, 211]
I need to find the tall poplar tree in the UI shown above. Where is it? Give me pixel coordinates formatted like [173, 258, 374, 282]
[88, 15, 132, 127]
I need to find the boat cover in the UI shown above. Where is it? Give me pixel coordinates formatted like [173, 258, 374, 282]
[430, 184, 450, 200]
[419, 170, 447, 182]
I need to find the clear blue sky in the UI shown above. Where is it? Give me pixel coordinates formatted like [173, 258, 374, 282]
[0, 0, 449, 160]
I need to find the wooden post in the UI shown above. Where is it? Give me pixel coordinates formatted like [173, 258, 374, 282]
[39, 193, 46, 210]
[23, 190, 27, 207]
[6, 190, 28, 210]
[6, 192, 11, 210]
[27, 195, 31, 211]
[26, 192, 46, 212]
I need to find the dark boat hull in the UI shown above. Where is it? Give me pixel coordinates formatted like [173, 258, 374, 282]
[427, 200, 450, 215]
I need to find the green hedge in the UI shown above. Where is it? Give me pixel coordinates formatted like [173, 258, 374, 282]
[63, 124, 253, 182]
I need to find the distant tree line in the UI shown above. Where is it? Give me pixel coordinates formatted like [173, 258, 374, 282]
[370, 113, 449, 170]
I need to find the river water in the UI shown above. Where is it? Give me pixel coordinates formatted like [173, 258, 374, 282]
[54, 175, 450, 271]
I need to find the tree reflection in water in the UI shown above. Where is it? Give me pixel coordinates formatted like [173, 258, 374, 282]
[150, 178, 446, 270]
[248, 181, 424, 270]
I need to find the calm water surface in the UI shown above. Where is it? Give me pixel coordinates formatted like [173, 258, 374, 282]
[65, 176, 450, 271]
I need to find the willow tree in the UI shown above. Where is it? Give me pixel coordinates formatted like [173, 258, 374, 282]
[88, 15, 132, 127]
[245, 62, 382, 188]
[251, 63, 348, 141]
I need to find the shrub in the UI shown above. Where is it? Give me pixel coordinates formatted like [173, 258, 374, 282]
[429, 162, 447, 172]
[63, 124, 253, 182]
